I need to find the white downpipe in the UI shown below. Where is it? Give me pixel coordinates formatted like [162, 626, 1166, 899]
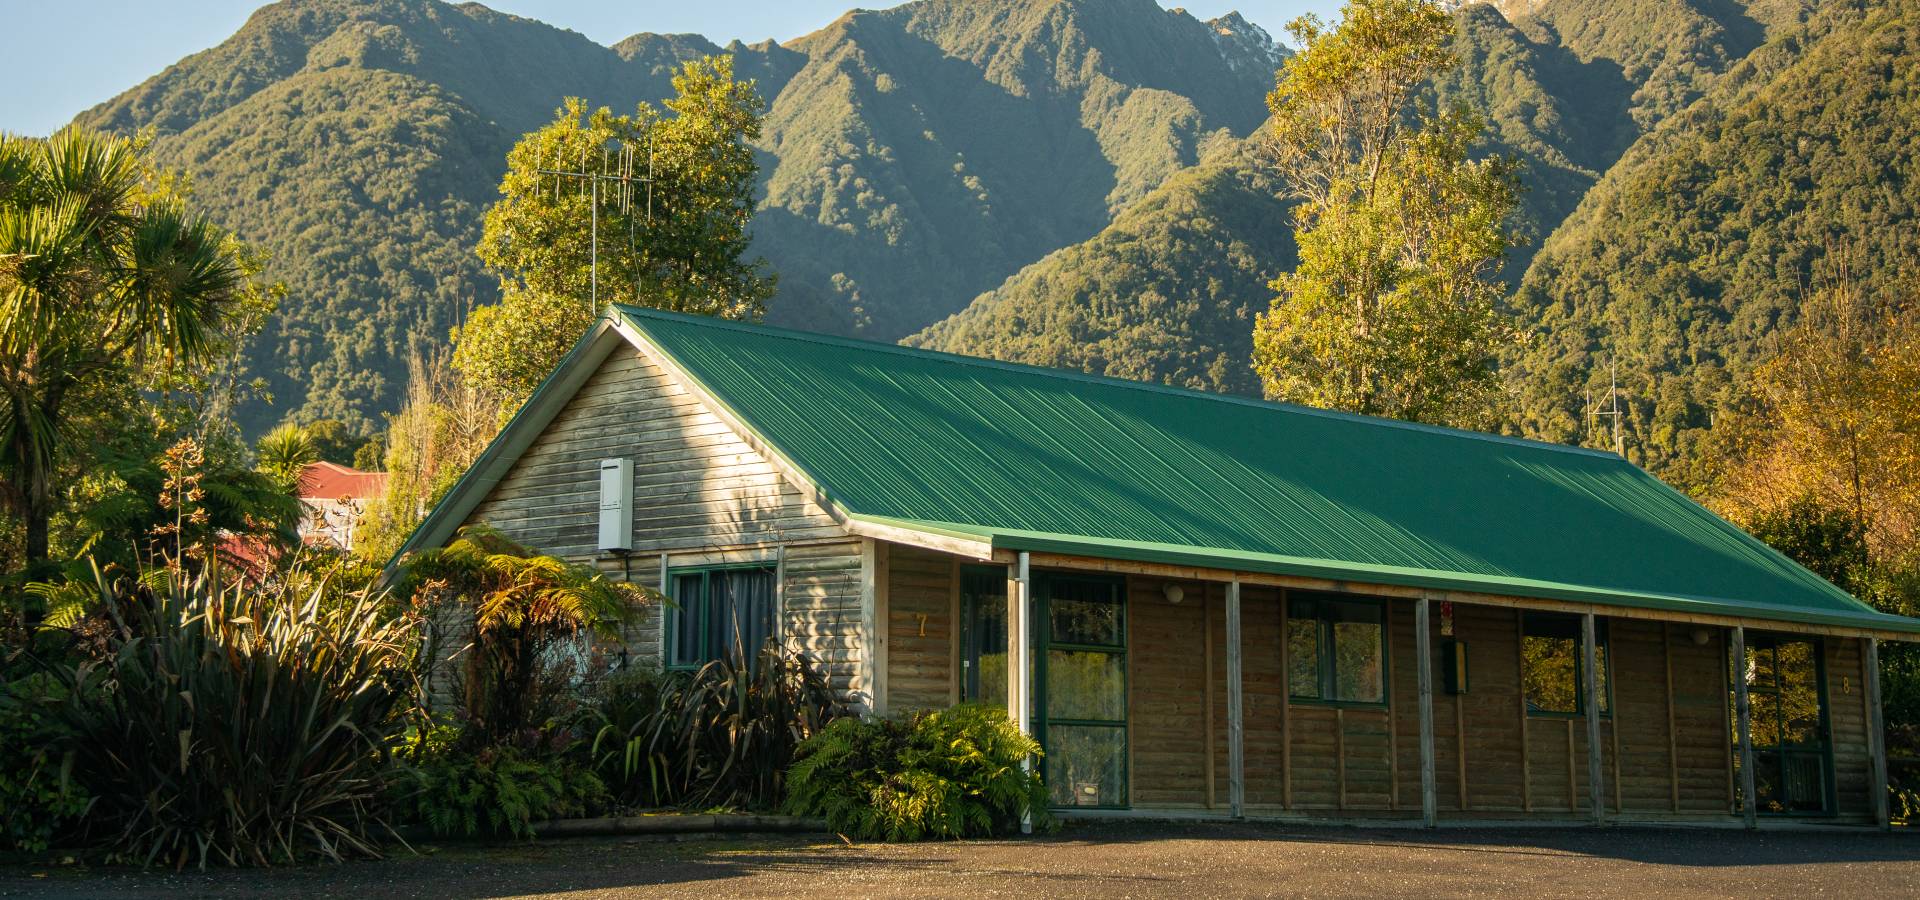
[1017, 551, 1033, 834]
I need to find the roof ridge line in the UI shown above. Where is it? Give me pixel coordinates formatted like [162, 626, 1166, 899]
[611, 304, 1624, 462]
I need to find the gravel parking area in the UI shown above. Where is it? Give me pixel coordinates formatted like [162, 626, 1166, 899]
[4, 821, 1917, 898]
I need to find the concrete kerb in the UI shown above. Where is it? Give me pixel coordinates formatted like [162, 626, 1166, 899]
[393, 814, 829, 845]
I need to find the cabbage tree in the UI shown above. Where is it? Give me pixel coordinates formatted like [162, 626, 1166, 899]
[0, 128, 261, 570]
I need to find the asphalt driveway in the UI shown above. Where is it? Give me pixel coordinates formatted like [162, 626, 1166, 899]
[4, 821, 1917, 898]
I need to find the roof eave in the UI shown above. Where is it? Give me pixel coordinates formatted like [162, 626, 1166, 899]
[973, 528, 1920, 637]
[385, 317, 627, 572]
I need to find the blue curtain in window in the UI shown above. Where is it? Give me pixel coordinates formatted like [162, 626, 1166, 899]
[716, 568, 776, 663]
[671, 568, 776, 667]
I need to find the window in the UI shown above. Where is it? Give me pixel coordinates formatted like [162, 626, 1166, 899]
[1287, 594, 1386, 705]
[959, 566, 1008, 706]
[667, 565, 776, 668]
[1521, 613, 1610, 716]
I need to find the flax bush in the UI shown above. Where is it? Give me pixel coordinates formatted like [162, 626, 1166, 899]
[40, 564, 421, 868]
[580, 646, 846, 810]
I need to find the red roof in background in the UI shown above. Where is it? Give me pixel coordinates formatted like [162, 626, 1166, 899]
[298, 461, 388, 502]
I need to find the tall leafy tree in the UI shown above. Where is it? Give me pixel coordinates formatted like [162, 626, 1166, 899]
[1713, 261, 1920, 565]
[1251, 0, 1519, 427]
[0, 129, 267, 570]
[459, 56, 774, 404]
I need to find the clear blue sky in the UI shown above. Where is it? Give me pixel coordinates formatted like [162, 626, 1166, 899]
[0, 1, 1339, 136]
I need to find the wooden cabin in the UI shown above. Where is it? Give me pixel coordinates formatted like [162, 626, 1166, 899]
[399, 305, 1919, 828]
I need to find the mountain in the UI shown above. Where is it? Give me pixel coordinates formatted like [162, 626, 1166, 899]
[1503, 0, 1920, 482]
[77, 0, 693, 433]
[76, 0, 1282, 433]
[907, 139, 1292, 396]
[912, 0, 1747, 392]
[751, 0, 1280, 337]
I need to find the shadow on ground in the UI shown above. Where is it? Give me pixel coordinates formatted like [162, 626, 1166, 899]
[3, 820, 1917, 898]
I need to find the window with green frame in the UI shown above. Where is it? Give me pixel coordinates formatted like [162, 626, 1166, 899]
[667, 565, 776, 669]
[1287, 593, 1387, 706]
[1521, 612, 1610, 717]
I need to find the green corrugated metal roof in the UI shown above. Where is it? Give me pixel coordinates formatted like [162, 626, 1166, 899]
[608, 304, 1916, 634]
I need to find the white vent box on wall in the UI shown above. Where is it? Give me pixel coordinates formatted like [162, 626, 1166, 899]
[598, 458, 633, 552]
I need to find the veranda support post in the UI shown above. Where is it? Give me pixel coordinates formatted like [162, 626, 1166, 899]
[1417, 596, 1436, 827]
[1583, 612, 1604, 826]
[1226, 579, 1245, 819]
[1732, 626, 1757, 830]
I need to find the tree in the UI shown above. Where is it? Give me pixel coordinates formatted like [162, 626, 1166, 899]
[255, 423, 319, 494]
[353, 351, 498, 565]
[1713, 258, 1920, 564]
[460, 56, 774, 404]
[1251, 0, 1520, 427]
[0, 128, 269, 571]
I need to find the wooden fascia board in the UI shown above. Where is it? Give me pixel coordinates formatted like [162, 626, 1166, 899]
[387, 320, 623, 567]
[1000, 548, 1918, 642]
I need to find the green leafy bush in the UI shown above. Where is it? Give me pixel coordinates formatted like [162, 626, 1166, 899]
[0, 674, 91, 856]
[581, 647, 846, 810]
[41, 564, 420, 868]
[394, 722, 606, 839]
[784, 703, 1050, 841]
[396, 525, 650, 748]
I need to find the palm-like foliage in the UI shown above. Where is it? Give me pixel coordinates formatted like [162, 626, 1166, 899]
[0, 128, 252, 569]
[397, 525, 652, 746]
[254, 423, 318, 494]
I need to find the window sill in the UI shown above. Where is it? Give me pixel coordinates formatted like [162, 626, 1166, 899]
[1287, 697, 1389, 711]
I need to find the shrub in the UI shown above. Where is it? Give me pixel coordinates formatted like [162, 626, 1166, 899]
[784, 703, 1051, 841]
[393, 722, 607, 839]
[40, 563, 420, 868]
[581, 647, 847, 810]
[0, 674, 91, 856]
[396, 525, 652, 747]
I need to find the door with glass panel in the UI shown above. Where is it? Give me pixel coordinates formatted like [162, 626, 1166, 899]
[1036, 573, 1127, 808]
[959, 566, 1009, 706]
[1737, 635, 1833, 815]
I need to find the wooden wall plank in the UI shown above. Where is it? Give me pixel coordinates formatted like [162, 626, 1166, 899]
[884, 544, 957, 713]
[1130, 577, 1210, 808]
[459, 345, 864, 700]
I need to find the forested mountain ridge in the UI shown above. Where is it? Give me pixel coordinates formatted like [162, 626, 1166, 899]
[907, 139, 1292, 396]
[913, 0, 1794, 396]
[73, 0, 1281, 433]
[1504, 0, 1920, 483]
[747, 0, 1282, 337]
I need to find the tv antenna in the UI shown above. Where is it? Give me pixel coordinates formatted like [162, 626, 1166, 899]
[537, 137, 655, 311]
[1588, 356, 1625, 456]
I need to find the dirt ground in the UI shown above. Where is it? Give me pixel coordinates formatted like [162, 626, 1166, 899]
[3, 821, 1918, 899]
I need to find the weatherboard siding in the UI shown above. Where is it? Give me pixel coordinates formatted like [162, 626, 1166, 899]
[1829, 637, 1871, 817]
[885, 544, 959, 713]
[461, 346, 864, 698]
[865, 547, 1883, 824]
